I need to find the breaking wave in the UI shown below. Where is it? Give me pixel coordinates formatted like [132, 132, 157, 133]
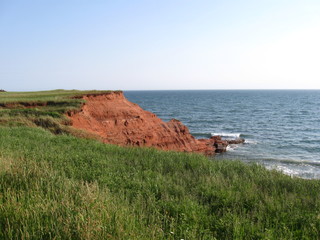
[211, 133, 241, 138]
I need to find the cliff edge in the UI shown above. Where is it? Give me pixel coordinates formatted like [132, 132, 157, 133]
[68, 91, 234, 155]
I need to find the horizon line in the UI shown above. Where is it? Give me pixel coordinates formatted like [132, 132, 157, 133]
[3, 88, 320, 92]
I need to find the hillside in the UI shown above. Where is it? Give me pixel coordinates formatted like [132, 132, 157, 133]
[0, 90, 320, 239]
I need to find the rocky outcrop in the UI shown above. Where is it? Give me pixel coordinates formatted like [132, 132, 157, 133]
[67, 91, 243, 155]
[227, 138, 245, 144]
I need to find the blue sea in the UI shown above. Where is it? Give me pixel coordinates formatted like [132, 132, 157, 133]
[124, 90, 320, 179]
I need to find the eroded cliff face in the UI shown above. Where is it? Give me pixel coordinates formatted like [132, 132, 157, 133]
[68, 91, 228, 155]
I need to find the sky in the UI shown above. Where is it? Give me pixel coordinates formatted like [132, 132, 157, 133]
[1, 0, 320, 91]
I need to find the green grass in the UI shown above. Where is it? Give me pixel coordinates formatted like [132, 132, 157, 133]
[0, 90, 112, 137]
[0, 89, 114, 104]
[1, 127, 320, 239]
[0, 89, 115, 115]
[1, 90, 320, 239]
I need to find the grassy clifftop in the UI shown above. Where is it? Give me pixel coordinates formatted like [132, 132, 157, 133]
[0, 89, 114, 104]
[0, 89, 113, 136]
[0, 90, 320, 239]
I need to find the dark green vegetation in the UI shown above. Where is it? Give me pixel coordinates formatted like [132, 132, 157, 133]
[1, 91, 320, 239]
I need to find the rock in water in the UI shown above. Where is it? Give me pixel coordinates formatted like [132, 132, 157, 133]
[227, 138, 245, 144]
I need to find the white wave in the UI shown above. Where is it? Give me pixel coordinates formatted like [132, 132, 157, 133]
[244, 139, 258, 145]
[226, 145, 238, 151]
[273, 166, 300, 178]
[211, 133, 241, 138]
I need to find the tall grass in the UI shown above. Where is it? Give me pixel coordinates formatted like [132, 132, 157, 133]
[1, 90, 320, 239]
[1, 127, 320, 239]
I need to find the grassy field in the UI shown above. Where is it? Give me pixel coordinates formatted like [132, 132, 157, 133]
[1, 91, 320, 239]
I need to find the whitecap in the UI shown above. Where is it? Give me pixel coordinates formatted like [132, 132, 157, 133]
[244, 139, 258, 145]
[275, 166, 300, 177]
[211, 133, 241, 138]
[226, 145, 238, 151]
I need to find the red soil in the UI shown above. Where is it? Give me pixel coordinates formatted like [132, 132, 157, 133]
[68, 91, 227, 155]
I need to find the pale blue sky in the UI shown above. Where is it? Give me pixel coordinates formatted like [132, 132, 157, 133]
[1, 0, 320, 91]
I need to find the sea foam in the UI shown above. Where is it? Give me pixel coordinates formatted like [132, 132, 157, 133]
[211, 133, 241, 138]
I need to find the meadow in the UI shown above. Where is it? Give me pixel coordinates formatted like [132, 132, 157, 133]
[0, 90, 320, 239]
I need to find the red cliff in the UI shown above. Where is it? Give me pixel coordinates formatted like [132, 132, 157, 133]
[68, 91, 231, 155]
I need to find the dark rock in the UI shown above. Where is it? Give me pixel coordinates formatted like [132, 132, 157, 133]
[227, 138, 245, 144]
[213, 139, 229, 153]
[211, 136, 245, 153]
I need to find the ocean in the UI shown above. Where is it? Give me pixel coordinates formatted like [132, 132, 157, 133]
[124, 90, 320, 179]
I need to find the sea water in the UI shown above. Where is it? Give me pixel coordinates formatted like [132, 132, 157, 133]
[124, 90, 320, 179]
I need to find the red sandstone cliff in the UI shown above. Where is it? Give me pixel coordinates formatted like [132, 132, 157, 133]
[68, 91, 234, 155]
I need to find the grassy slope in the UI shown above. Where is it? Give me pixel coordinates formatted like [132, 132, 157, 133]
[0, 91, 320, 239]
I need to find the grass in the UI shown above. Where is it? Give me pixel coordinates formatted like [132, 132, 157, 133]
[0, 89, 111, 137]
[0, 89, 114, 104]
[0, 90, 320, 239]
[0, 89, 116, 116]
